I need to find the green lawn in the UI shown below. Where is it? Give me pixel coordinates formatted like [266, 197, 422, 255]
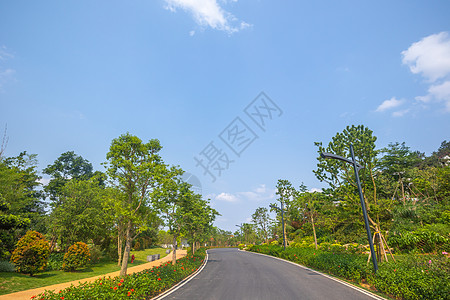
[0, 247, 169, 295]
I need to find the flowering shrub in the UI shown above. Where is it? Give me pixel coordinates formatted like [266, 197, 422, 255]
[34, 248, 207, 299]
[62, 242, 90, 271]
[10, 231, 50, 275]
[238, 244, 245, 250]
[249, 245, 450, 300]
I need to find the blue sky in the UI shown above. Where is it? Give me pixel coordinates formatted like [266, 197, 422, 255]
[1, 0, 449, 232]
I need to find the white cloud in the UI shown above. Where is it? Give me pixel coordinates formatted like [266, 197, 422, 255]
[401, 32, 450, 112]
[402, 32, 450, 82]
[376, 97, 404, 112]
[214, 184, 276, 203]
[392, 109, 410, 117]
[309, 188, 322, 193]
[164, 0, 250, 34]
[427, 80, 450, 111]
[0, 46, 15, 91]
[216, 192, 239, 202]
[238, 184, 275, 202]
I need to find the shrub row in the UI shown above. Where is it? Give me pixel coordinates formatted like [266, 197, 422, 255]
[249, 245, 449, 300]
[33, 248, 206, 300]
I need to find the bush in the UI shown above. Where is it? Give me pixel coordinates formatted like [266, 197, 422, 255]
[238, 244, 245, 250]
[88, 244, 103, 264]
[249, 245, 450, 300]
[10, 230, 50, 275]
[62, 242, 91, 271]
[46, 252, 64, 271]
[34, 248, 207, 299]
[0, 260, 15, 272]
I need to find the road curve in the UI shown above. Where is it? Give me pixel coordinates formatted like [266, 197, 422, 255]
[161, 248, 384, 300]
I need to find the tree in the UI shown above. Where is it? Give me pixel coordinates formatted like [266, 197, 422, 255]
[0, 152, 43, 255]
[0, 193, 30, 258]
[292, 184, 325, 249]
[251, 207, 271, 244]
[105, 133, 164, 276]
[314, 125, 392, 260]
[43, 151, 94, 206]
[152, 166, 189, 265]
[378, 142, 423, 204]
[272, 179, 294, 248]
[180, 194, 218, 254]
[47, 175, 113, 251]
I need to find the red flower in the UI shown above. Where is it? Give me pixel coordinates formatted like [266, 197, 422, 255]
[60, 297, 64, 300]
[131, 289, 134, 292]
[59, 291, 62, 293]
[127, 292, 131, 296]
[114, 287, 117, 290]
[100, 282, 102, 285]
[157, 278, 161, 281]
[120, 279, 124, 283]
[118, 283, 122, 286]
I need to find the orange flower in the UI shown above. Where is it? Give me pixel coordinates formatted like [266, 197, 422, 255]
[114, 287, 117, 290]
[131, 289, 134, 292]
[118, 283, 122, 286]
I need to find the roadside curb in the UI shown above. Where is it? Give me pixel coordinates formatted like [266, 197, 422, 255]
[150, 251, 209, 300]
[242, 250, 386, 300]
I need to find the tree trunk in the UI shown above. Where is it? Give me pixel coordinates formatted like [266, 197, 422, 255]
[311, 214, 318, 250]
[119, 221, 132, 276]
[172, 235, 177, 265]
[117, 234, 123, 266]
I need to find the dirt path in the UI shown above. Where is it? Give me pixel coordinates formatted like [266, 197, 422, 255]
[0, 250, 186, 300]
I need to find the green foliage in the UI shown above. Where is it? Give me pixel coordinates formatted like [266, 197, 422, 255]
[62, 242, 91, 271]
[368, 255, 450, 300]
[48, 176, 113, 250]
[238, 244, 245, 250]
[0, 152, 43, 257]
[0, 260, 15, 272]
[43, 151, 94, 205]
[10, 231, 49, 275]
[250, 245, 450, 300]
[388, 229, 449, 254]
[34, 249, 206, 300]
[46, 252, 65, 271]
[105, 133, 165, 275]
[88, 244, 103, 264]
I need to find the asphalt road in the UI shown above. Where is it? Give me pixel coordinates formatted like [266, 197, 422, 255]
[161, 248, 383, 300]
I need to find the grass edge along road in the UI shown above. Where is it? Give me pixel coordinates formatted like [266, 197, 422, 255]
[242, 249, 387, 300]
[0, 247, 169, 296]
[247, 245, 450, 300]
